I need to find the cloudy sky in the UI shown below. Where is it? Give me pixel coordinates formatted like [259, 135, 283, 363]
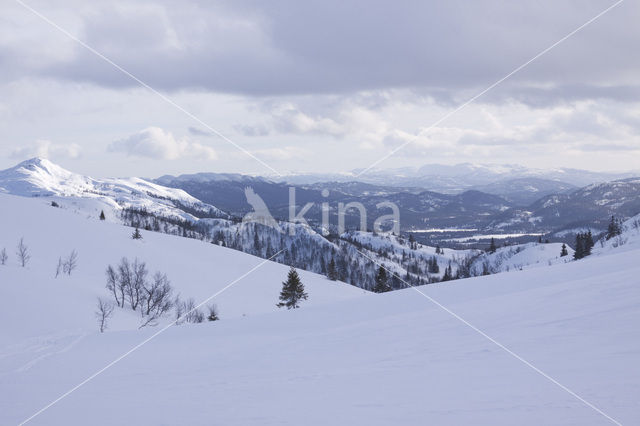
[0, 0, 638, 178]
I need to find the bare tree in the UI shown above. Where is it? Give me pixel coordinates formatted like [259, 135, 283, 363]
[116, 258, 133, 307]
[0, 248, 7, 265]
[175, 297, 204, 324]
[139, 272, 174, 328]
[55, 257, 64, 278]
[63, 250, 78, 275]
[128, 259, 147, 310]
[16, 238, 30, 267]
[96, 297, 115, 333]
[106, 258, 176, 327]
[105, 265, 123, 307]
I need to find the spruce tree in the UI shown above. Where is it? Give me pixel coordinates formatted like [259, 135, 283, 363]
[100, 210, 106, 221]
[132, 227, 142, 240]
[584, 231, 594, 256]
[373, 265, 391, 293]
[488, 238, 497, 254]
[574, 234, 584, 260]
[277, 267, 308, 309]
[327, 258, 338, 281]
[606, 216, 622, 240]
[560, 243, 568, 257]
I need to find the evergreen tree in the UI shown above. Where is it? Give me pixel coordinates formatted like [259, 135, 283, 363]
[573, 231, 593, 260]
[441, 264, 453, 282]
[253, 231, 261, 254]
[606, 216, 622, 240]
[488, 238, 497, 254]
[584, 230, 594, 256]
[560, 243, 568, 257]
[327, 258, 338, 281]
[99, 210, 106, 221]
[277, 267, 308, 309]
[132, 227, 143, 240]
[574, 234, 584, 260]
[373, 265, 391, 293]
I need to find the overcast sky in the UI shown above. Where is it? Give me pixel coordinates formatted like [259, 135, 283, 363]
[0, 0, 638, 178]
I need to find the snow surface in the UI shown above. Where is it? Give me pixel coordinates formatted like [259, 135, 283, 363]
[0, 158, 225, 223]
[1, 193, 639, 425]
[471, 242, 574, 274]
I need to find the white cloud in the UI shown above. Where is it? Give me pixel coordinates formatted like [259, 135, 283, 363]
[11, 139, 82, 160]
[244, 146, 310, 161]
[108, 127, 217, 160]
[271, 103, 344, 137]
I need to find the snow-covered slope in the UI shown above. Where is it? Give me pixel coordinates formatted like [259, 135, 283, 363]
[1, 191, 639, 425]
[470, 242, 574, 274]
[0, 193, 365, 343]
[594, 212, 640, 255]
[0, 158, 226, 222]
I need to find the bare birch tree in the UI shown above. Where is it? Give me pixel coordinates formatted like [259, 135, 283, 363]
[96, 297, 115, 333]
[16, 238, 30, 267]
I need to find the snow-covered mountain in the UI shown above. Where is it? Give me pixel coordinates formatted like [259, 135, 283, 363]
[1, 187, 639, 425]
[490, 177, 640, 234]
[277, 163, 638, 193]
[470, 177, 577, 206]
[0, 158, 227, 222]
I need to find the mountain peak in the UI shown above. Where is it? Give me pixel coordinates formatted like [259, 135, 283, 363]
[0, 157, 87, 196]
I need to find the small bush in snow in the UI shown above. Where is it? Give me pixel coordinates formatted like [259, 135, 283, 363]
[0, 248, 7, 265]
[206, 304, 219, 321]
[175, 297, 204, 324]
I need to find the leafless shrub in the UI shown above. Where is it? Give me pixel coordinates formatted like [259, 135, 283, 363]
[139, 272, 174, 328]
[612, 236, 628, 248]
[16, 238, 30, 267]
[175, 297, 204, 324]
[206, 304, 219, 322]
[96, 297, 115, 333]
[0, 248, 7, 265]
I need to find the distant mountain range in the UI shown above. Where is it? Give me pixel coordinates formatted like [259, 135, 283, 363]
[156, 167, 640, 237]
[3, 158, 639, 243]
[2, 158, 640, 292]
[275, 163, 637, 195]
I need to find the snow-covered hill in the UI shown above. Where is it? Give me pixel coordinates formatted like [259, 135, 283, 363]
[0, 158, 226, 222]
[1, 191, 639, 425]
[0, 192, 365, 341]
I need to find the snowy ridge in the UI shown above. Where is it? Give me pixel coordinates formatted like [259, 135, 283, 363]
[0, 158, 227, 222]
[594, 212, 640, 255]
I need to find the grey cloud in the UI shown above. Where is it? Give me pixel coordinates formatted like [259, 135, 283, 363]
[188, 127, 213, 137]
[233, 124, 270, 137]
[3, 0, 638, 105]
